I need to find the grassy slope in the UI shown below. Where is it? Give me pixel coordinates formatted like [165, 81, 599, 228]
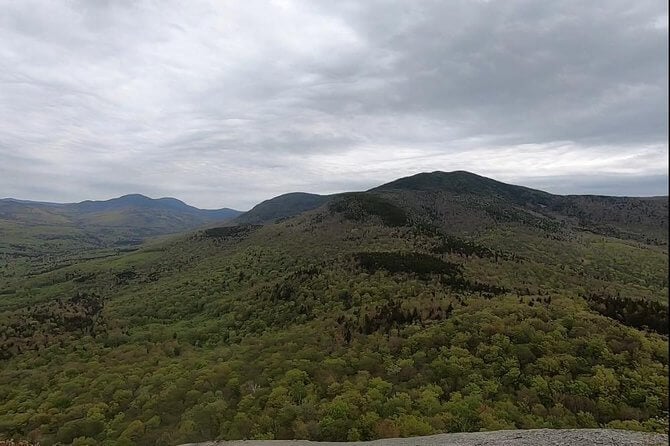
[0, 176, 668, 446]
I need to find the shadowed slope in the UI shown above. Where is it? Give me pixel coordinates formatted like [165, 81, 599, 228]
[234, 192, 331, 224]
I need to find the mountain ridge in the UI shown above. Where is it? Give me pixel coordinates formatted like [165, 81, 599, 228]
[232, 171, 669, 227]
[0, 193, 240, 213]
[2, 172, 667, 251]
[227, 171, 668, 245]
[0, 193, 242, 255]
[3, 170, 667, 217]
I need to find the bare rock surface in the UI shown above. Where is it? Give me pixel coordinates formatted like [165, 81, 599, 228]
[180, 429, 667, 446]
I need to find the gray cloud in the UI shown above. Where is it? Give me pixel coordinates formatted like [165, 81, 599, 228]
[0, 0, 667, 209]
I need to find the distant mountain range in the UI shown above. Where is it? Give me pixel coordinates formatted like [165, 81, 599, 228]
[0, 194, 241, 254]
[2, 171, 667, 257]
[1, 194, 240, 227]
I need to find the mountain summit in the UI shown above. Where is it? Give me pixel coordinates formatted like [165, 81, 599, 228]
[373, 171, 553, 205]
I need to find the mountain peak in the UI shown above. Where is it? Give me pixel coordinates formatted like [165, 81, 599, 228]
[373, 171, 494, 191]
[117, 193, 152, 201]
[372, 170, 556, 209]
[75, 194, 196, 210]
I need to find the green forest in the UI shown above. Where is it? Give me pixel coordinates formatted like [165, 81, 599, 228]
[1, 173, 668, 445]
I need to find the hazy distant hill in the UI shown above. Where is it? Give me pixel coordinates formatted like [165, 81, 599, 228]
[0, 194, 241, 256]
[69, 194, 240, 228]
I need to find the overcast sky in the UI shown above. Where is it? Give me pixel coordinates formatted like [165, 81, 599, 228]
[1, 0, 667, 210]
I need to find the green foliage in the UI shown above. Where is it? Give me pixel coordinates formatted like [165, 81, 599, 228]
[431, 235, 514, 260]
[330, 193, 408, 227]
[585, 292, 668, 334]
[202, 225, 261, 239]
[355, 251, 460, 276]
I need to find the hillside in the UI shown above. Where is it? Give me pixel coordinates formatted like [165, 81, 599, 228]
[373, 171, 668, 245]
[0, 172, 668, 446]
[233, 193, 330, 225]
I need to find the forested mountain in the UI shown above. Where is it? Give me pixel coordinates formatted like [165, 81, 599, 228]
[372, 171, 668, 245]
[233, 192, 330, 225]
[0, 172, 667, 446]
[0, 194, 241, 257]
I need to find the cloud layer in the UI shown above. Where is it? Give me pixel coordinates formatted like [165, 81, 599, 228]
[1, 0, 667, 209]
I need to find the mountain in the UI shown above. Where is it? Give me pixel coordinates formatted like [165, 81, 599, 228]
[70, 194, 240, 224]
[374, 170, 552, 201]
[233, 192, 330, 225]
[371, 171, 668, 245]
[0, 194, 241, 256]
[0, 172, 667, 445]
[2, 193, 240, 220]
[236, 171, 667, 244]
